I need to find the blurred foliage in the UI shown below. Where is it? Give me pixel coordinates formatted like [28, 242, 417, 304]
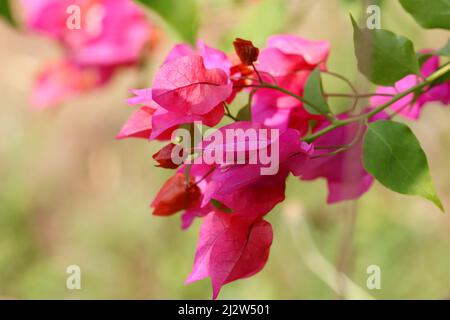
[221, 0, 287, 50]
[137, 0, 199, 44]
[0, 0, 15, 27]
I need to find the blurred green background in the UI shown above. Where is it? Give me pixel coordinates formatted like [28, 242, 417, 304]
[0, 0, 449, 299]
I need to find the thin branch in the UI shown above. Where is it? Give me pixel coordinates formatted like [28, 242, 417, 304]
[283, 203, 374, 300]
[251, 62, 264, 84]
[310, 121, 365, 159]
[303, 63, 450, 143]
[322, 71, 359, 97]
[223, 102, 237, 121]
[325, 93, 396, 98]
[236, 83, 336, 123]
[336, 202, 359, 299]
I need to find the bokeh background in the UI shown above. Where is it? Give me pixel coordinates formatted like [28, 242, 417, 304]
[1, 0, 449, 299]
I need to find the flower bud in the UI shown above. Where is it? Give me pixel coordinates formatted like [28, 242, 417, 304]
[151, 173, 201, 216]
[233, 38, 259, 66]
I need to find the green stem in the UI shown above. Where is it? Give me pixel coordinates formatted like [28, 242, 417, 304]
[223, 102, 238, 121]
[303, 63, 450, 143]
[256, 83, 336, 123]
[325, 93, 395, 98]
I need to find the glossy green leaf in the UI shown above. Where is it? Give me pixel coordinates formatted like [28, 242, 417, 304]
[351, 15, 420, 86]
[136, 0, 199, 44]
[399, 0, 450, 30]
[303, 67, 330, 115]
[363, 120, 443, 211]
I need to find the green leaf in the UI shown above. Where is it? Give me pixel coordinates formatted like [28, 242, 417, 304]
[351, 15, 420, 86]
[303, 66, 330, 115]
[399, 0, 450, 30]
[136, 0, 199, 44]
[417, 52, 433, 67]
[236, 104, 251, 121]
[363, 120, 443, 211]
[418, 38, 450, 63]
[0, 0, 16, 27]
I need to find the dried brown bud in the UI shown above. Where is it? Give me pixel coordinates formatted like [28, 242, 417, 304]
[233, 38, 260, 66]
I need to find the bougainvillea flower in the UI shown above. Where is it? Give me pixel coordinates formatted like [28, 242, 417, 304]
[257, 34, 330, 90]
[152, 143, 183, 169]
[248, 35, 330, 133]
[31, 59, 113, 109]
[370, 54, 450, 119]
[22, 0, 153, 109]
[267, 35, 330, 66]
[251, 83, 306, 130]
[181, 203, 214, 231]
[301, 110, 388, 203]
[126, 88, 153, 106]
[20, 0, 70, 40]
[149, 104, 224, 140]
[251, 79, 325, 135]
[116, 106, 156, 140]
[120, 42, 230, 139]
[152, 55, 232, 115]
[118, 89, 224, 141]
[186, 210, 273, 299]
[176, 165, 218, 230]
[21, 0, 152, 67]
[151, 173, 201, 216]
[165, 40, 231, 76]
[186, 122, 313, 216]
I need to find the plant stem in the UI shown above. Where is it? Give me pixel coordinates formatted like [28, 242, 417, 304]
[223, 102, 237, 121]
[255, 83, 336, 123]
[303, 63, 450, 143]
[252, 62, 264, 84]
[283, 203, 374, 300]
[325, 93, 395, 98]
[336, 202, 359, 299]
[322, 71, 359, 97]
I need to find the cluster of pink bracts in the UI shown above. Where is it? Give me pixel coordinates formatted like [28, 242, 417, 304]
[118, 34, 450, 298]
[21, 0, 154, 109]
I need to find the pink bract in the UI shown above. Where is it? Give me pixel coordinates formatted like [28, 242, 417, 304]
[120, 41, 232, 139]
[152, 55, 232, 115]
[186, 122, 313, 216]
[119, 89, 225, 141]
[257, 34, 330, 90]
[21, 0, 152, 67]
[370, 54, 450, 119]
[251, 35, 330, 133]
[31, 59, 113, 109]
[186, 211, 273, 299]
[116, 106, 157, 140]
[251, 84, 325, 135]
[165, 40, 231, 76]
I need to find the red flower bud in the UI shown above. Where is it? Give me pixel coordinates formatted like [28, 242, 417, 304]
[152, 143, 183, 169]
[151, 173, 201, 216]
[233, 38, 259, 66]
